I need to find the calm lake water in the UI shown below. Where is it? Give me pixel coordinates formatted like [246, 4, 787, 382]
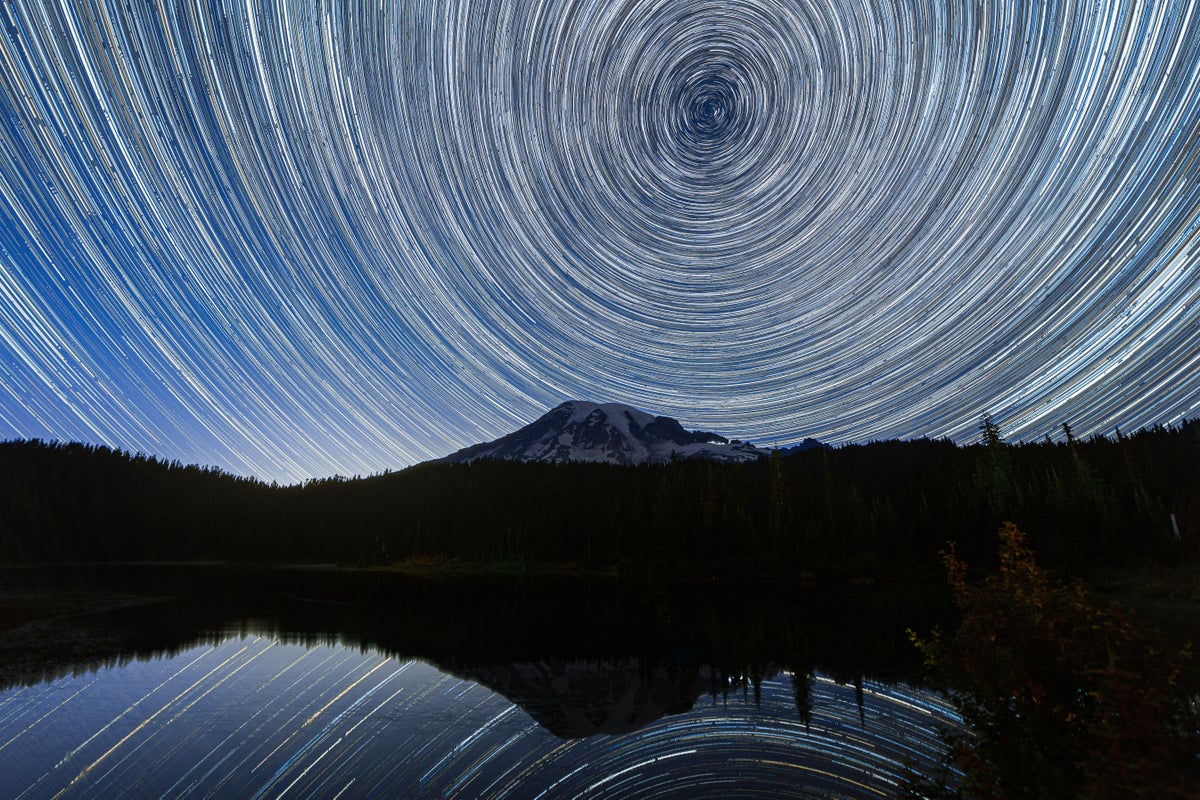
[0, 567, 961, 798]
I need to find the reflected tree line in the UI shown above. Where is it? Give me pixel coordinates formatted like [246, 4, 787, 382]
[0, 420, 1196, 575]
[0, 564, 947, 742]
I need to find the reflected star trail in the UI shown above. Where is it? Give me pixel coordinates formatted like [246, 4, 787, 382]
[1, 1, 1198, 481]
[0, 637, 961, 798]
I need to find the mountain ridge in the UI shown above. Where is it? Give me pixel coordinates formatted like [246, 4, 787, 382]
[439, 400, 766, 465]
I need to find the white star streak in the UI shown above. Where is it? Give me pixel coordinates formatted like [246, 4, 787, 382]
[1, 1, 1196, 481]
[49, 640, 266, 798]
[0, 637, 963, 798]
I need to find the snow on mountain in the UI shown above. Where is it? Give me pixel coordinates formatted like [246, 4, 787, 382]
[439, 401, 765, 465]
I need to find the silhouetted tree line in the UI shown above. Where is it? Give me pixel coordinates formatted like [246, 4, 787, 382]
[1, 420, 1196, 575]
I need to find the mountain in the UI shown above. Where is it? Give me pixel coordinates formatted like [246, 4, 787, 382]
[776, 438, 830, 455]
[434, 658, 721, 738]
[439, 401, 765, 465]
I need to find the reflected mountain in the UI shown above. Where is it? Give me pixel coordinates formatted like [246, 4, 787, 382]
[435, 658, 732, 738]
[1, 564, 951, 739]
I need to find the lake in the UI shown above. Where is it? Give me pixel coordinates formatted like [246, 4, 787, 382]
[0, 566, 961, 798]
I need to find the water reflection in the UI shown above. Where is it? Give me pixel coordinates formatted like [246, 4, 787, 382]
[0, 566, 962, 797]
[0, 635, 958, 799]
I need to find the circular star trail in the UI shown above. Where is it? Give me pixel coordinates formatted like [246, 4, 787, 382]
[1, 1, 1198, 481]
[0, 637, 961, 798]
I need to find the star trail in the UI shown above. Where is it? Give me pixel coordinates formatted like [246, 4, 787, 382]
[1, 1, 1198, 482]
[0, 636, 962, 798]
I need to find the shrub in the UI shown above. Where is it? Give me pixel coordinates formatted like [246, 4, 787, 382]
[909, 523, 1199, 799]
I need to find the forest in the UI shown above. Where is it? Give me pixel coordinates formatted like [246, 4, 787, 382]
[1, 419, 1196, 578]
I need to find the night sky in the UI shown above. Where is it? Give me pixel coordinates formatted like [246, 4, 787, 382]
[1, 2, 1198, 484]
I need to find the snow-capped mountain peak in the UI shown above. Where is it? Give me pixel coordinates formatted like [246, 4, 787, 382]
[440, 401, 764, 465]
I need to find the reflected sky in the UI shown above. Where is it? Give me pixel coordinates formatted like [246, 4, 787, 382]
[0, 636, 958, 799]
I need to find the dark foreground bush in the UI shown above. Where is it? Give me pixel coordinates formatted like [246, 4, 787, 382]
[909, 523, 1200, 799]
